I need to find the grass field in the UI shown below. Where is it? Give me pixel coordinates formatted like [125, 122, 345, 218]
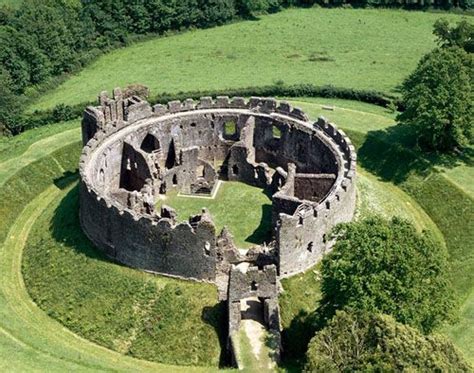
[2, 6, 473, 369]
[0, 145, 213, 371]
[1, 97, 473, 369]
[22, 184, 224, 367]
[29, 8, 467, 111]
[158, 181, 272, 248]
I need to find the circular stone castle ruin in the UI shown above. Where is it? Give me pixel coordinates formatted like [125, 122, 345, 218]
[79, 88, 356, 362]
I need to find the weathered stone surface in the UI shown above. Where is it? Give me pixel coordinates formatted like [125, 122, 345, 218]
[79, 92, 356, 282]
[80, 91, 357, 366]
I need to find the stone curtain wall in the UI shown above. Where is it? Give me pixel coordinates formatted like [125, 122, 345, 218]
[276, 117, 357, 277]
[79, 91, 356, 281]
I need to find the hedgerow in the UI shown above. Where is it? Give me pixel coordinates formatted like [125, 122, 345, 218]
[9, 83, 399, 135]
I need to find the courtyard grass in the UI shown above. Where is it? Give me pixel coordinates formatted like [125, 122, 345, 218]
[29, 8, 467, 111]
[157, 181, 273, 249]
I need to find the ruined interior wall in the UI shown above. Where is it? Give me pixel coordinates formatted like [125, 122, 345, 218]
[277, 118, 357, 278]
[119, 142, 152, 192]
[294, 173, 336, 202]
[80, 95, 356, 283]
[254, 117, 339, 175]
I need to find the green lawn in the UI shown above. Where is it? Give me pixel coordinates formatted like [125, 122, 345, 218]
[29, 8, 467, 111]
[1, 97, 473, 369]
[158, 181, 272, 249]
[22, 183, 224, 367]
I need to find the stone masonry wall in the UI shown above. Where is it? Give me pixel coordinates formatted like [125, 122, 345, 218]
[80, 92, 356, 282]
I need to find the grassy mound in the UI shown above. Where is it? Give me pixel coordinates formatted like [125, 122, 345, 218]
[157, 181, 272, 248]
[2, 98, 472, 369]
[22, 183, 224, 367]
[30, 8, 466, 110]
[279, 102, 474, 365]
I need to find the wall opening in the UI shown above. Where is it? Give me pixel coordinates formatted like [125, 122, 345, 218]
[172, 174, 178, 186]
[140, 133, 161, 153]
[159, 183, 167, 194]
[250, 281, 258, 291]
[224, 121, 236, 137]
[232, 164, 239, 175]
[307, 242, 313, 253]
[196, 165, 205, 177]
[204, 242, 211, 256]
[165, 139, 177, 169]
[273, 126, 281, 139]
[296, 143, 306, 163]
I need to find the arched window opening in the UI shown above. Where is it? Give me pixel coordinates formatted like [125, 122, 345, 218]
[273, 126, 282, 139]
[232, 164, 239, 175]
[307, 242, 313, 253]
[172, 174, 178, 186]
[224, 121, 236, 136]
[141, 133, 161, 153]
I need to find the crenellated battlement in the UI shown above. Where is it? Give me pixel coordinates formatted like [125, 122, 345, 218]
[79, 88, 356, 283]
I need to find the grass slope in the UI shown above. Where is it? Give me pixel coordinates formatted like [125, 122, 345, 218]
[1, 98, 472, 369]
[30, 8, 467, 110]
[157, 181, 272, 248]
[23, 184, 224, 367]
[0, 147, 211, 371]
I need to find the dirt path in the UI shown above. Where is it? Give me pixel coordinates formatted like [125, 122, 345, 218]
[236, 298, 276, 371]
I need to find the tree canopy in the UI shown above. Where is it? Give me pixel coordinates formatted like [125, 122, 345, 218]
[397, 47, 473, 151]
[305, 310, 471, 372]
[319, 216, 456, 333]
[434, 18, 474, 53]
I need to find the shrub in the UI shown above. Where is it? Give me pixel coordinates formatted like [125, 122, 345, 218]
[123, 84, 150, 99]
[397, 47, 473, 152]
[305, 310, 471, 372]
[52, 104, 77, 122]
[320, 216, 456, 333]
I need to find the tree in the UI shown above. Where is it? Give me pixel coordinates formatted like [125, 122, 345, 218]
[235, 0, 279, 17]
[0, 68, 23, 135]
[434, 18, 474, 53]
[319, 216, 456, 333]
[305, 310, 471, 372]
[397, 47, 473, 151]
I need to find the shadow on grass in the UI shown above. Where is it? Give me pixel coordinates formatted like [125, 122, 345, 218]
[201, 302, 229, 367]
[245, 203, 273, 246]
[280, 309, 319, 370]
[353, 123, 474, 185]
[51, 182, 116, 263]
[53, 170, 79, 189]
